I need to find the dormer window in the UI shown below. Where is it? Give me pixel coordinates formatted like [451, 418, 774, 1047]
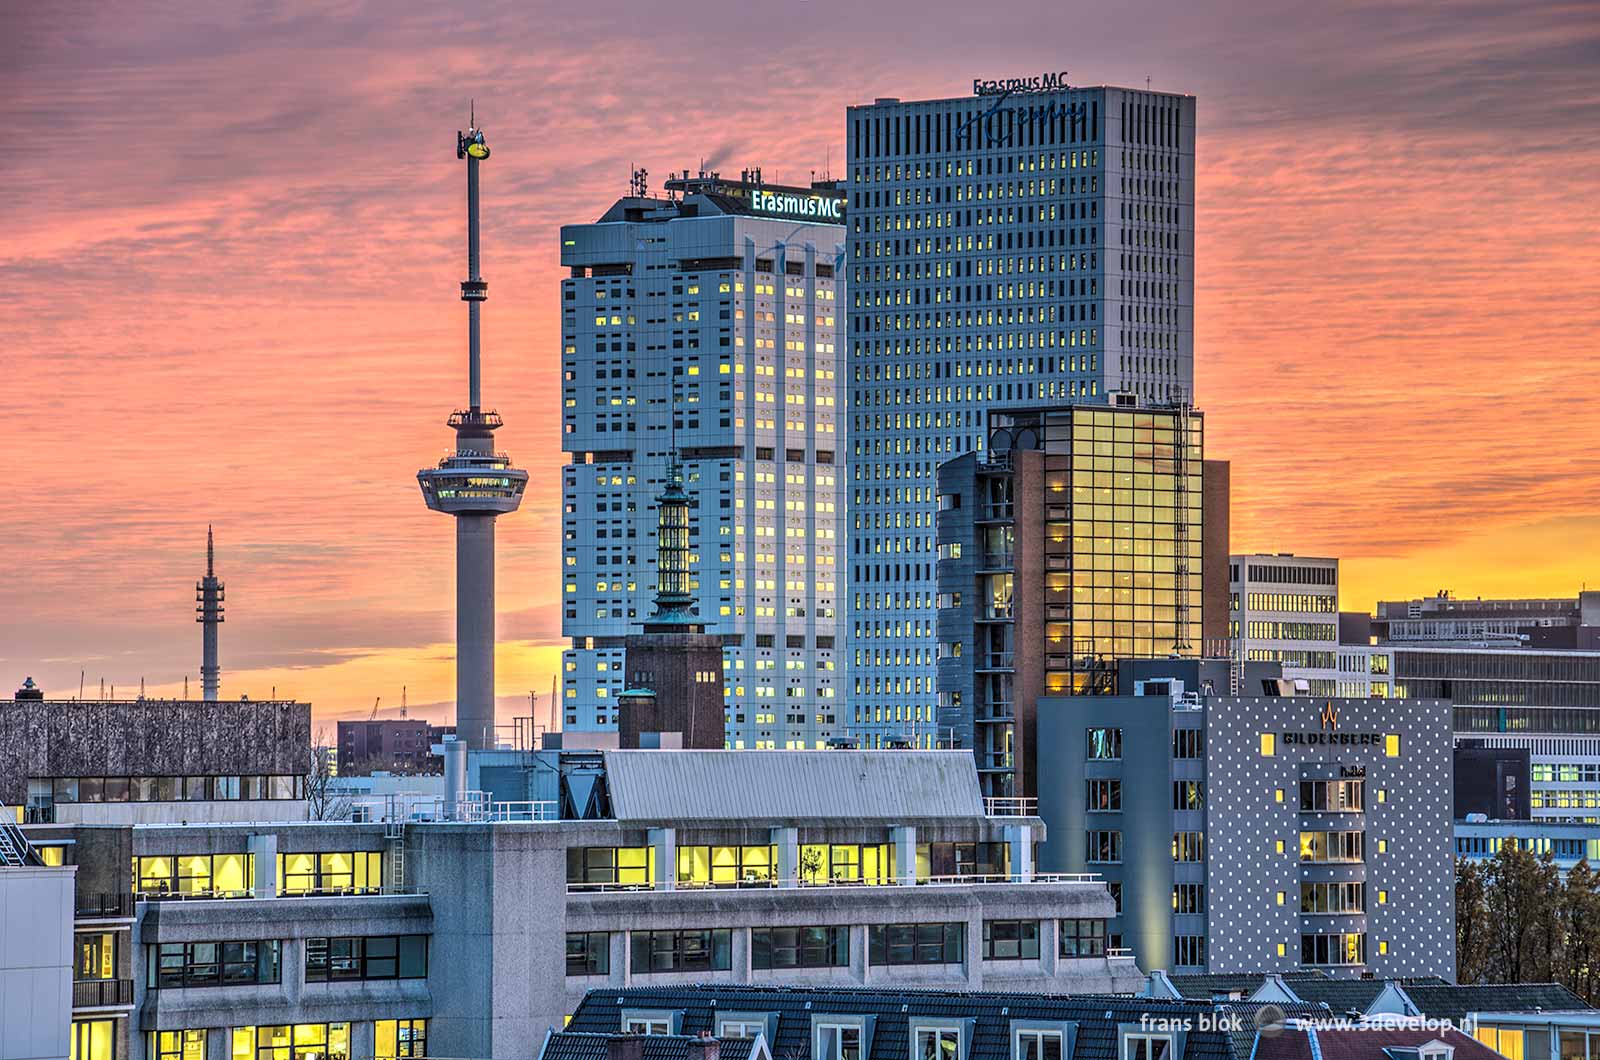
[1418, 1041, 1453, 1060]
[1123, 1034, 1173, 1060]
[915, 1026, 960, 1060]
[817, 1023, 862, 1060]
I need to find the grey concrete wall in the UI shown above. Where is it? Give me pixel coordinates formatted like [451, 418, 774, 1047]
[1204, 695, 1456, 979]
[0, 866, 75, 1060]
[1036, 694, 1175, 970]
[0, 699, 311, 804]
[136, 895, 433, 1043]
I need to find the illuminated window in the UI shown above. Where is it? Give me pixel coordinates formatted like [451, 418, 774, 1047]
[71, 1021, 114, 1060]
[1385, 733, 1401, 757]
[1260, 733, 1276, 757]
[375, 1020, 427, 1060]
[150, 1031, 207, 1060]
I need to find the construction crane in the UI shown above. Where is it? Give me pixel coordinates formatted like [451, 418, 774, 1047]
[400, 686, 407, 719]
[368, 696, 381, 721]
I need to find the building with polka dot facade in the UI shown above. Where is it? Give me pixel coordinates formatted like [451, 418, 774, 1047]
[1034, 663, 1454, 981]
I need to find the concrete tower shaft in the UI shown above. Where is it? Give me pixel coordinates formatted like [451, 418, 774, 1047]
[417, 115, 527, 750]
[195, 524, 224, 701]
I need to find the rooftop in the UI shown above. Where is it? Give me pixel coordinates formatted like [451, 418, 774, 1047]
[603, 749, 987, 822]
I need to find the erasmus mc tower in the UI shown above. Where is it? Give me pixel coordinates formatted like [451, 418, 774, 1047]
[845, 82, 1196, 746]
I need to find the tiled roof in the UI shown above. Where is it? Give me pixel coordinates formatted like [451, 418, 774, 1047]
[1164, 973, 1332, 1000]
[540, 1032, 758, 1060]
[1214, 1003, 1335, 1060]
[567, 984, 1237, 1060]
[1309, 1027, 1499, 1060]
[1401, 983, 1590, 1022]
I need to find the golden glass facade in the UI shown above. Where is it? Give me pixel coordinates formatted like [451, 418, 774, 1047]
[1050, 408, 1202, 692]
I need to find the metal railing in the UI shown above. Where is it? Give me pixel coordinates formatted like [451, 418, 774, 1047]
[132, 886, 419, 903]
[72, 979, 133, 1009]
[567, 870, 1099, 894]
[76, 893, 135, 919]
[984, 796, 1038, 816]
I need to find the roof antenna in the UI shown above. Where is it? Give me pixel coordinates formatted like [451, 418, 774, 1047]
[470, 98, 475, 130]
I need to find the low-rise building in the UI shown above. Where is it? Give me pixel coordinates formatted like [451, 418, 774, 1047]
[21, 749, 1137, 1060]
[1034, 668, 1455, 980]
[2, 681, 311, 826]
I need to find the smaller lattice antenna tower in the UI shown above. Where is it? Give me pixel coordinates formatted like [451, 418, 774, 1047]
[630, 166, 649, 198]
[196, 525, 225, 701]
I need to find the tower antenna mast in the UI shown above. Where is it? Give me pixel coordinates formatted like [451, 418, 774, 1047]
[417, 108, 528, 750]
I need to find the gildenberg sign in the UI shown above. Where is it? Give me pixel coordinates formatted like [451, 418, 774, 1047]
[974, 71, 1070, 96]
[1282, 702, 1383, 747]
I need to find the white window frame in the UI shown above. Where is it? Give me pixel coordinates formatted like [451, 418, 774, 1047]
[1122, 1034, 1175, 1060]
[1014, 1029, 1065, 1060]
[622, 1017, 672, 1035]
[912, 1025, 962, 1060]
[816, 1020, 867, 1060]
[720, 1021, 767, 1040]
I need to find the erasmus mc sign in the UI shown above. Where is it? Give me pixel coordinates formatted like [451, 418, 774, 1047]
[974, 71, 1071, 96]
[750, 189, 845, 221]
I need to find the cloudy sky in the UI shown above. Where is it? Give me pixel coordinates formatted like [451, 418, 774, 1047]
[3, 0, 1597, 725]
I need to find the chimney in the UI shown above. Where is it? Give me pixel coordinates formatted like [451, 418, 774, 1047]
[689, 1033, 721, 1060]
[607, 1038, 646, 1060]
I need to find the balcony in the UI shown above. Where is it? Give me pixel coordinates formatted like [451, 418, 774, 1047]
[978, 551, 1015, 570]
[76, 892, 135, 920]
[976, 651, 1015, 671]
[984, 797, 1038, 817]
[568, 870, 1099, 894]
[72, 978, 134, 1010]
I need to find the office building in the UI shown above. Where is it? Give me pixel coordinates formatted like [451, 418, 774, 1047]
[1034, 668, 1455, 979]
[559, 170, 846, 750]
[2, 679, 312, 825]
[933, 403, 1212, 794]
[1230, 555, 1339, 695]
[15, 748, 1134, 1060]
[1375, 590, 1600, 649]
[336, 720, 454, 777]
[846, 82, 1197, 745]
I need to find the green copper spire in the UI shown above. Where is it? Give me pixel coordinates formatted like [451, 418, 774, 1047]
[651, 456, 695, 622]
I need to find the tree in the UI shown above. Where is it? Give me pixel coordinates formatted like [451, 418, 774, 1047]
[306, 727, 352, 822]
[1456, 858, 1491, 984]
[1563, 859, 1600, 1002]
[1485, 841, 1561, 984]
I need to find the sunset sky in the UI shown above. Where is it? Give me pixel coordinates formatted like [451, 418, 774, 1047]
[3, 1, 1597, 727]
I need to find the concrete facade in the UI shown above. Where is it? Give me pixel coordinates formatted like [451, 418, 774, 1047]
[0, 865, 75, 1060]
[1035, 685, 1455, 980]
[19, 750, 1137, 1060]
[2, 696, 311, 820]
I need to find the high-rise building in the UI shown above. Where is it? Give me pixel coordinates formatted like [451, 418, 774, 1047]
[416, 118, 528, 749]
[846, 82, 1196, 744]
[933, 403, 1208, 793]
[1230, 555, 1340, 695]
[559, 171, 846, 749]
